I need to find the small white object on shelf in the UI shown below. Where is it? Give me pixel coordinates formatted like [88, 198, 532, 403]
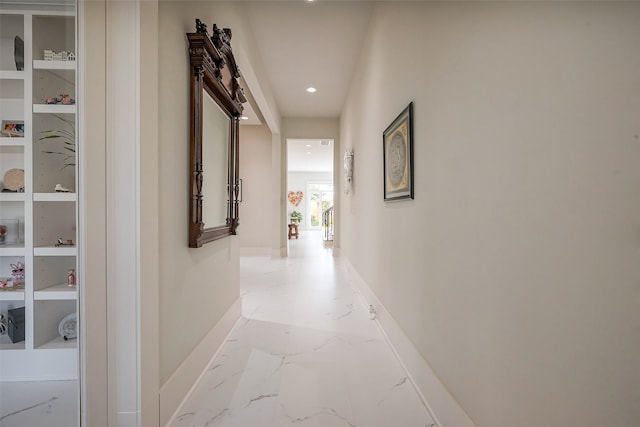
[43, 49, 76, 61]
[54, 183, 71, 193]
[58, 313, 77, 341]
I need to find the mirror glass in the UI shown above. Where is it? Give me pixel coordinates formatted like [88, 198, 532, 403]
[201, 90, 230, 229]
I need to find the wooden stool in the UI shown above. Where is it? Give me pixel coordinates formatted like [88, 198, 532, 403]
[288, 223, 299, 240]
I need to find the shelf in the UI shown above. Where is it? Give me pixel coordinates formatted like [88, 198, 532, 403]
[0, 334, 25, 350]
[36, 335, 76, 350]
[0, 137, 25, 147]
[34, 246, 76, 256]
[35, 283, 76, 300]
[1, 7, 79, 381]
[33, 104, 76, 114]
[0, 245, 26, 256]
[33, 60, 76, 70]
[0, 289, 24, 301]
[0, 193, 26, 202]
[34, 192, 76, 202]
[0, 70, 25, 80]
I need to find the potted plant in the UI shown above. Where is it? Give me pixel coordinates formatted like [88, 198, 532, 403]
[290, 210, 302, 224]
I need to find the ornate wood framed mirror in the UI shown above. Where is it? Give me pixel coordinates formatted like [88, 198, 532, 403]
[187, 19, 246, 247]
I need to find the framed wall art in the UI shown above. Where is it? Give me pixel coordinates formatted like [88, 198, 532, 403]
[1, 120, 24, 138]
[383, 102, 413, 201]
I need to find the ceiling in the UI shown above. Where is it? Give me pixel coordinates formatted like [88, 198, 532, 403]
[239, 1, 374, 120]
[235, 1, 372, 173]
[287, 138, 334, 172]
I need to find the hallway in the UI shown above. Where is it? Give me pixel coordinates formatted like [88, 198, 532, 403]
[169, 231, 436, 427]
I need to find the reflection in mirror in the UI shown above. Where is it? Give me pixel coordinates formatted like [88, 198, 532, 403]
[202, 90, 230, 228]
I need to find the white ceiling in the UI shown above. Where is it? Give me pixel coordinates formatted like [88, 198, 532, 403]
[236, 1, 372, 172]
[287, 138, 334, 172]
[240, 1, 374, 119]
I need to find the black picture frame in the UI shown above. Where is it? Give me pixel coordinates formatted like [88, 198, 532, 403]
[383, 102, 413, 201]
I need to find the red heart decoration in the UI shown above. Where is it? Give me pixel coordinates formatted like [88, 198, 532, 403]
[287, 191, 303, 206]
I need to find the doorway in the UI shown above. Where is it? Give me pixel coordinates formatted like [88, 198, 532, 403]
[307, 182, 333, 229]
[286, 139, 333, 244]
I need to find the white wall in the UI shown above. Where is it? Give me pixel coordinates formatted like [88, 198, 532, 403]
[340, 2, 640, 427]
[158, 2, 242, 385]
[238, 124, 272, 253]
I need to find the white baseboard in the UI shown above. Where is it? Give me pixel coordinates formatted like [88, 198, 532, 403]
[271, 247, 287, 258]
[344, 259, 476, 427]
[239, 247, 272, 256]
[160, 298, 242, 427]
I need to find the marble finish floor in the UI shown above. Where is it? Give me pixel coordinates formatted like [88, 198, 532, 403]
[0, 380, 78, 427]
[170, 231, 436, 427]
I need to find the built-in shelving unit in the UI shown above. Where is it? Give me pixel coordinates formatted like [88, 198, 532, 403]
[0, 6, 77, 380]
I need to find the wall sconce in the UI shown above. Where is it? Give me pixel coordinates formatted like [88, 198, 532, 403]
[344, 149, 354, 194]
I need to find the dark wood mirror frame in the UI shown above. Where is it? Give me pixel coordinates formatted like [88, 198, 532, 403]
[187, 19, 246, 247]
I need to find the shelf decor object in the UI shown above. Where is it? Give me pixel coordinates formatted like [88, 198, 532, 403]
[0, 313, 6, 334]
[383, 102, 414, 201]
[2, 168, 24, 191]
[14, 35, 23, 71]
[0, 219, 18, 245]
[1, 120, 24, 137]
[58, 312, 77, 340]
[8, 306, 25, 343]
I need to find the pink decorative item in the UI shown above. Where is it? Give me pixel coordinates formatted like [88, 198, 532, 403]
[287, 191, 303, 206]
[10, 261, 24, 285]
[67, 269, 76, 287]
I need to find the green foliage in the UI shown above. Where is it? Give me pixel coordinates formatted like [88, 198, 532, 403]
[38, 115, 75, 169]
[290, 210, 303, 223]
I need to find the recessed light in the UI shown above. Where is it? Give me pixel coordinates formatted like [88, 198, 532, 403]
[306, 144, 311, 147]
[306, 152, 312, 155]
[240, 116, 249, 120]
[306, 87, 317, 93]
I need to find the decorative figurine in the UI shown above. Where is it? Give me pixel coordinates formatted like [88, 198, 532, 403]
[55, 238, 74, 247]
[54, 184, 71, 193]
[10, 262, 24, 285]
[44, 94, 75, 105]
[60, 94, 75, 105]
[43, 49, 75, 61]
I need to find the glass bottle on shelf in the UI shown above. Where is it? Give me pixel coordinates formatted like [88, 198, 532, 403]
[67, 268, 75, 287]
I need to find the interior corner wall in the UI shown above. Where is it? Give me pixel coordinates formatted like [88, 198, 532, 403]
[158, 2, 242, 386]
[340, 3, 640, 427]
[239, 124, 273, 253]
